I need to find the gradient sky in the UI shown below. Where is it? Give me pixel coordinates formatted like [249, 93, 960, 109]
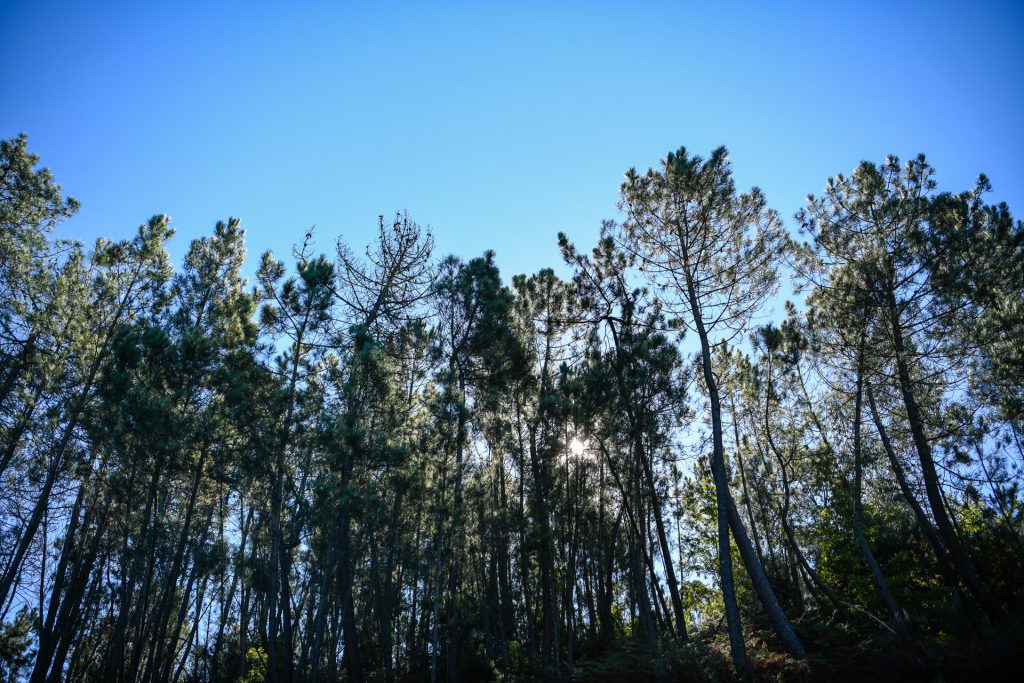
[2, 0, 1022, 287]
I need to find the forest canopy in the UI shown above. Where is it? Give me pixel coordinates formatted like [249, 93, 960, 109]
[1, 134, 1023, 681]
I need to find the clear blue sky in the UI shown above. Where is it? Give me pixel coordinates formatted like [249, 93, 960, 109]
[2, 1, 1022, 283]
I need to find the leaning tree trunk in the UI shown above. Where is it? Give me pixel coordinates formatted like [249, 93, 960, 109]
[887, 294, 1003, 622]
[851, 336, 905, 632]
[684, 266, 806, 672]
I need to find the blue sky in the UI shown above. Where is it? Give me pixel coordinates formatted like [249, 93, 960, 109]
[2, 0, 1022, 286]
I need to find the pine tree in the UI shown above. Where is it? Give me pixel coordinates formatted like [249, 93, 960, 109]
[620, 146, 805, 674]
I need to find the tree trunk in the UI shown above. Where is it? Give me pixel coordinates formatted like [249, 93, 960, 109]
[682, 262, 805, 670]
[887, 294, 1003, 621]
[851, 338, 905, 632]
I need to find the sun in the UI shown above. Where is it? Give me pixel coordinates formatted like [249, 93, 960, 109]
[569, 437, 587, 457]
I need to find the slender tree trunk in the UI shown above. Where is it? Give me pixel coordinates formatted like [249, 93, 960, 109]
[761, 351, 847, 618]
[730, 395, 766, 570]
[851, 333, 905, 632]
[866, 386, 962, 593]
[445, 370, 467, 683]
[683, 263, 804, 672]
[528, 430, 558, 673]
[639, 437, 688, 640]
[630, 536, 661, 670]
[886, 294, 1003, 622]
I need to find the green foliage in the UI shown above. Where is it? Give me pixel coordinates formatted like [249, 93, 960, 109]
[0, 608, 35, 683]
[239, 647, 267, 683]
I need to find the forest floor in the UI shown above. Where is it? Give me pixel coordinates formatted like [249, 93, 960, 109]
[563, 616, 1024, 682]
